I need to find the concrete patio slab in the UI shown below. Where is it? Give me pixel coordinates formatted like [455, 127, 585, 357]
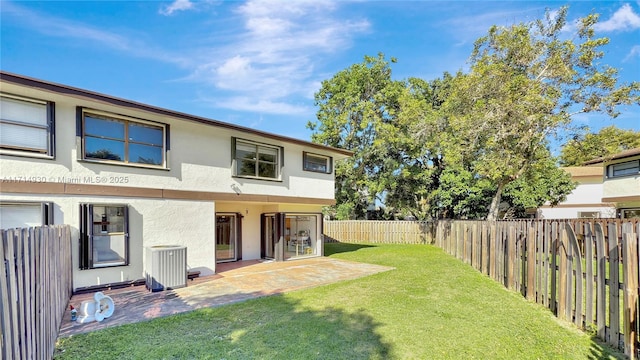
[58, 257, 393, 338]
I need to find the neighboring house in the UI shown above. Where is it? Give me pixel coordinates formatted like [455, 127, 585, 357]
[536, 166, 616, 219]
[583, 147, 640, 218]
[536, 148, 640, 219]
[0, 71, 351, 291]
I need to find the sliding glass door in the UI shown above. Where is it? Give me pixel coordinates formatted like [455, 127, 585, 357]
[216, 214, 237, 262]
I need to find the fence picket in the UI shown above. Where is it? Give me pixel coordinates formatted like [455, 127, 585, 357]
[1, 226, 73, 360]
[622, 232, 638, 359]
[608, 222, 621, 347]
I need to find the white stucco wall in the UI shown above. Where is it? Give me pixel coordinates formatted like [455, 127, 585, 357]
[0, 193, 216, 290]
[537, 206, 616, 219]
[603, 176, 640, 199]
[562, 182, 604, 204]
[0, 81, 338, 200]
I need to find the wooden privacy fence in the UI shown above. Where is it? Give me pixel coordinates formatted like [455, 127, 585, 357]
[1, 225, 73, 360]
[324, 219, 640, 359]
[323, 220, 436, 244]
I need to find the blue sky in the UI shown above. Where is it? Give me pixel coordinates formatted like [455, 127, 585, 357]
[1, 1, 639, 144]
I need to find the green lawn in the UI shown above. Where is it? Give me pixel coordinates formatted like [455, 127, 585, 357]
[54, 243, 625, 359]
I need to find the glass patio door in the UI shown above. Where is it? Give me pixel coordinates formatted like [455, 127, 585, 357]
[262, 214, 276, 259]
[216, 214, 237, 262]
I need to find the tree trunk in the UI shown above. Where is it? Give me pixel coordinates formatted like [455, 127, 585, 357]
[486, 182, 505, 221]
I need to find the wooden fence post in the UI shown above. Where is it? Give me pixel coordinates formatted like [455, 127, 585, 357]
[595, 223, 607, 340]
[566, 224, 583, 328]
[622, 231, 638, 360]
[608, 222, 621, 347]
[584, 223, 594, 327]
[526, 225, 536, 301]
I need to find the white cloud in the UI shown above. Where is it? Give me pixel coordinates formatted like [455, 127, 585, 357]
[624, 45, 640, 61]
[159, 0, 194, 16]
[199, 95, 312, 115]
[186, 0, 370, 114]
[3, 2, 190, 66]
[594, 4, 640, 32]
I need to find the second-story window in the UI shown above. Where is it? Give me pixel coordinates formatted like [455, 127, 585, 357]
[81, 109, 167, 168]
[303, 152, 332, 174]
[233, 138, 282, 180]
[608, 160, 639, 178]
[0, 93, 55, 158]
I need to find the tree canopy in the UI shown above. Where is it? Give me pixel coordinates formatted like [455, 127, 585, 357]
[309, 7, 639, 220]
[560, 126, 640, 166]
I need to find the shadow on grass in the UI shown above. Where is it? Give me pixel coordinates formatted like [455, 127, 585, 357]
[55, 294, 390, 359]
[324, 241, 377, 256]
[587, 335, 627, 360]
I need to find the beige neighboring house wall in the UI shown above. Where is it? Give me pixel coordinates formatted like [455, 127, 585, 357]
[536, 166, 616, 219]
[584, 148, 640, 218]
[0, 71, 351, 290]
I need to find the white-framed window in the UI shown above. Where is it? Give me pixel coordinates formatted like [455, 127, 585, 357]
[620, 208, 640, 219]
[0, 202, 53, 229]
[232, 138, 282, 180]
[79, 204, 129, 269]
[80, 109, 167, 168]
[578, 211, 600, 219]
[607, 160, 639, 178]
[0, 93, 54, 157]
[303, 152, 332, 174]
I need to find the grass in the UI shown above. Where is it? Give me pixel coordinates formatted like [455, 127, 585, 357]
[54, 243, 626, 359]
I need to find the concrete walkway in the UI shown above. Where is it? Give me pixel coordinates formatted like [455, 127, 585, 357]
[58, 257, 393, 338]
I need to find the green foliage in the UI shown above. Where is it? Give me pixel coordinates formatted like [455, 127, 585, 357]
[311, 7, 638, 220]
[441, 6, 639, 219]
[560, 126, 640, 166]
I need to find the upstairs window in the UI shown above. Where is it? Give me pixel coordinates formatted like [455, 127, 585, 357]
[303, 152, 332, 174]
[608, 160, 639, 178]
[233, 138, 282, 180]
[80, 109, 167, 168]
[0, 94, 54, 157]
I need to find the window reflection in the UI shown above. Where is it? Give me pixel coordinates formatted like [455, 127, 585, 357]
[83, 112, 165, 167]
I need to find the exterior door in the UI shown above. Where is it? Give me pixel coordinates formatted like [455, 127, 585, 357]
[262, 214, 276, 259]
[216, 214, 237, 262]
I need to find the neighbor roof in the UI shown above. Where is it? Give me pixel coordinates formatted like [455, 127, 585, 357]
[562, 166, 603, 178]
[0, 71, 353, 157]
[582, 147, 640, 165]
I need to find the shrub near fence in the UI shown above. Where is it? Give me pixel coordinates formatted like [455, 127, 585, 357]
[324, 219, 640, 359]
[1, 225, 73, 360]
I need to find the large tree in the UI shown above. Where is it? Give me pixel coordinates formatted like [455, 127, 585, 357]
[440, 7, 640, 220]
[560, 126, 640, 166]
[308, 54, 405, 219]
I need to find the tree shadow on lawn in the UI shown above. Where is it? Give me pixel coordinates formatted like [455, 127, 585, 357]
[587, 335, 629, 360]
[55, 293, 391, 360]
[324, 241, 377, 256]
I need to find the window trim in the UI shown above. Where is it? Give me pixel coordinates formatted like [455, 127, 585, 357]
[232, 137, 283, 181]
[620, 208, 640, 219]
[577, 211, 600, 219]
[0, 93, 55, 159]
[607, 159, 640, 178]
[78, 108, 168, 169]
[303, 151, 332, 174]
[79, 203, 130, 270]
[0, 201, 53, 229]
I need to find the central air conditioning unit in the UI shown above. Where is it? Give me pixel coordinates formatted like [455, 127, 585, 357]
[145, 245, 187, 292]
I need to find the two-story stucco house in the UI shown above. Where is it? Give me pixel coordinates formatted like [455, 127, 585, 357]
[0, 71, 351, 291]
[536, 148, 640, 219]
[583, 147, 640, 218]
[536, 166, 617, 219]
